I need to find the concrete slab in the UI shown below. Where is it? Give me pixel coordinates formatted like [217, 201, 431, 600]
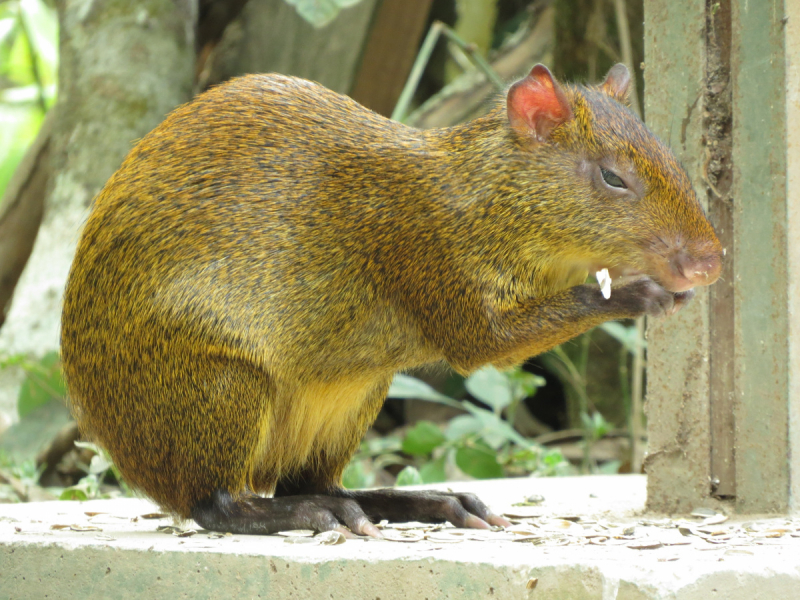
[1, 475, 799, 599]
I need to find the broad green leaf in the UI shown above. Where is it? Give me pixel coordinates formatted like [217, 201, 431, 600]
[387, 374, 462, 409]
[342, 459, 374, 489]
[455, 446, 503, 479]
[444, 414, 483, 440]
[88, 452, 112, 475]
[395, 465, 423, 486]
[595, 460, 622, 475]
[449, 403, 530, 447]
[465, 366, 511, 412]
[600, 321, 645, 354]
[17, 351, 66, 418]
[475, 411, 519, 450]
[509, 369, 546, 401]
[419, 455, 447, 483]
[580, 411, 611, 440]
[401, 420, 446, 456]
[543, 449, 567, 468]
[59, 487, 88, 501]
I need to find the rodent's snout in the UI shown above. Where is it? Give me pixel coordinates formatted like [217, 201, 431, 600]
[663, 246, 723, 292]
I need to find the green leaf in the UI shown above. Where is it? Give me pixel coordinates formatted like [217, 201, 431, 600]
[395, 465, 423, 487]
[387, 374, 462, 409]
[543, 449, 567, 468]
[59, 487, 88, 501]
[17, 351, 66, 418]
[342, 459, 374, 490]
[444, 414, 483, 440]
[476, 411, 519, 450]
[465, 366, 512, 412]
[419, 455, 447, 483]
[87, 453, 112, 475]
[455, 446, 504, 479]
[508, 369, 546, 401]
[595, 460, 622, 475]
[600, 322, 646, 354]
[581, 411, 611, 441]
[401, 420, 446, 456]
[283, 0, 368, 28]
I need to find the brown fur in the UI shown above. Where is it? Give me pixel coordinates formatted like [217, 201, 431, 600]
[61, 70, 721, 518]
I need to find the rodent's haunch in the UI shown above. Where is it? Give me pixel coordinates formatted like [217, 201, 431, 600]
[61, 64, 722, 535]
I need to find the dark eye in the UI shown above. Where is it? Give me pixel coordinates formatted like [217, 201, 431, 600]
[600, 167, 627, 189]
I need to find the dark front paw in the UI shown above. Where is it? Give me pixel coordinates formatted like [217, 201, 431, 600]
[608, 277, 694, 318]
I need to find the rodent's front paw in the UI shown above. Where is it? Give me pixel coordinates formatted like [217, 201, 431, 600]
[613, 277, 693, 318]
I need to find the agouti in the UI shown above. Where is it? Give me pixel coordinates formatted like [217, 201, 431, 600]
[61, 64, 722, 536]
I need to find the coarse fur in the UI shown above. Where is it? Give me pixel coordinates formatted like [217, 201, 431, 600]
[61, 67, 722, 526]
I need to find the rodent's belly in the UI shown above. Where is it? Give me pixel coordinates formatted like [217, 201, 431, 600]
[252, 376, 390, 483]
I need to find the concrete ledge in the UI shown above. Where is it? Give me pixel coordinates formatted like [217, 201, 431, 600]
[2, 475, 799, 599]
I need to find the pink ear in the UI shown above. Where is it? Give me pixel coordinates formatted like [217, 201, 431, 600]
[601, 63, 631, 103]
[507, 65, 573, 142]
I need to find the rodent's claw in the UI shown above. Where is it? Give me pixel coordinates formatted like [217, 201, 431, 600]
[487, 513, 513, 528]
[671, 288, 696, 314]
[464, 514, 491, 529]
[357, 520, 384, 538]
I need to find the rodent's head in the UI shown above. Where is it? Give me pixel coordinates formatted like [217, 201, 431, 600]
[504, 64, 723, 294]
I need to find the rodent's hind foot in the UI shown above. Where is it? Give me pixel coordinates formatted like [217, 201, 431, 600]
[336, 488, 511, 529]
[190, 487, 510, 536]
[190, 488, 383, 537]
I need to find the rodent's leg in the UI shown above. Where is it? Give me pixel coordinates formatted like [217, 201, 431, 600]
[444, 277, 684, 372]
[191, 377, 392, 536]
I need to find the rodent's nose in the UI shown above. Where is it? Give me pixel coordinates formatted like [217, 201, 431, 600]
[671, 248, 722, 289]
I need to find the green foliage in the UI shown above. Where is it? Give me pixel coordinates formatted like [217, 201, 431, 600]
[283, 0, 368, 28]
[0, 0, 57, 205]
[395, 465, 423, 487]
[15, 351, 65, 417]
[345, 366, 571, 489]
[0, 351, 66, 417]
[402, 420, 446, 456]
[455, 444, 504, 479]
[600, 321, 646, 354]
[59, 441, 131, 501]
[543, 320, 645, 474]
[0, 449, 42, 502]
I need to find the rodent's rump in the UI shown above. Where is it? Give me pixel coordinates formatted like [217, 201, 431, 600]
[60, 64, 722, 535]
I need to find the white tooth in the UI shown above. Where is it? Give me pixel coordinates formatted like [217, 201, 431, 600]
[595, 268, 612, 300]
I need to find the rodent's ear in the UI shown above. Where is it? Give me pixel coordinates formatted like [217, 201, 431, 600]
[601, 64, 631, 104]
[507, 64, 573, 142]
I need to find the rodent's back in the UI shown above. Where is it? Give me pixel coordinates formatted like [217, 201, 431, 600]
[64, 75, 442, 378]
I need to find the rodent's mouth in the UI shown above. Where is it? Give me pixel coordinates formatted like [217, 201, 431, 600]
[590, 264, 697, 299]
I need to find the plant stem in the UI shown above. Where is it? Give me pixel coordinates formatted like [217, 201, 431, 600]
[392, 21, 506, 123]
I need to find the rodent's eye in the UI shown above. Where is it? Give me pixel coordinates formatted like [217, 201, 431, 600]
[600, 167, 627, 189]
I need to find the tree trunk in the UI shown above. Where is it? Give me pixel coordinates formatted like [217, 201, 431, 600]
[0, 0, 198, 416]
